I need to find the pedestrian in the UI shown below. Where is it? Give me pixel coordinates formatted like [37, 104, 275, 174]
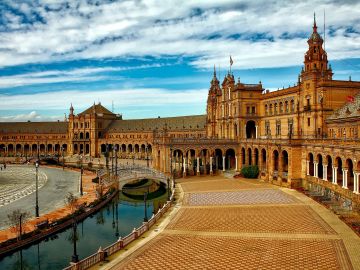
[3, 163, 5, 170]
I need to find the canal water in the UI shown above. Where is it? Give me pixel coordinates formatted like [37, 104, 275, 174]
[0, 187, 167, 270]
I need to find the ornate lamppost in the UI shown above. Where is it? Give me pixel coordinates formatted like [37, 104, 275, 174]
[105, 143, 109, 181]
[79, 155, 83, 196]
[146, 144, 149, 168]
[61, 146, 65, 170]
[71, 221, 79, 263]
[115, 145, 118, 177]
[111, 145, 114, 177]
[35, 161, 39, 217]
[37, 141, 40, 161]
[143, 191, 148, 222]
[167, 178, 170, 201]
[170, 146, 175, 188]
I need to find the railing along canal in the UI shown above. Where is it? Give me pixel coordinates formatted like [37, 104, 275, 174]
[63, 191, 174, 270]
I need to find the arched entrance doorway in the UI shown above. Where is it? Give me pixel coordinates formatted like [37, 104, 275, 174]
[225, 149, 236, 170]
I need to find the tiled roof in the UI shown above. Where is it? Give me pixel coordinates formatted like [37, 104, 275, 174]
[0, 122, 68, 134]
[78, 103, 114, 116]
[106, 115, 207, 132]
[327, 92, 360, 120]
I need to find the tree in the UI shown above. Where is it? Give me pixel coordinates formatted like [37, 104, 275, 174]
[65, 192, 79, 214]
[7, 210, 30, 240]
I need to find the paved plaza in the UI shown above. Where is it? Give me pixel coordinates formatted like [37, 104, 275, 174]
[0, 166, 47, 207]
[98, 175, 360, 270]
[0, 165, 79, 230]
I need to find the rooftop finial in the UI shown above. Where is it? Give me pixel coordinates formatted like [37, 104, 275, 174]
[213, 65, 216, 77]
[313, 12, 317, 32]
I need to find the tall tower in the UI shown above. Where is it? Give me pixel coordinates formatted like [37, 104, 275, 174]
[301, 13, 333, 82]
[300, 14, 333, 138]
[206, 66, 221, 137]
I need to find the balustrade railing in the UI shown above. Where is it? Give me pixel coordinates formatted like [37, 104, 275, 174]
[63, 190, 174, 270]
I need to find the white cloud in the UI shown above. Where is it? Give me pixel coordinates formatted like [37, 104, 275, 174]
[0, 0, 359, 69]
[0, 111, 63, 122]
[0, 63, 168, 88]
[0, 88, 208, 111]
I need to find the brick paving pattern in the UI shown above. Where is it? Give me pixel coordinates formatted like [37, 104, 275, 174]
[184, 189, 297, 206]
[0, 166, 47, 206]
[115, 234, 353, 270]
[167, 205, 336, 235]
[106, 177, 359, 270]
[180, 179, 266, 193]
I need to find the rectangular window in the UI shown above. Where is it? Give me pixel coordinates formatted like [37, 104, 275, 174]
[307, 118, 310, 127]
[252, 106, 255, 114]
[276, 120, 281, 136]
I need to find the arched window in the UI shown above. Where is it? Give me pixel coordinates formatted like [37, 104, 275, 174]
[290, 100, 295, 112]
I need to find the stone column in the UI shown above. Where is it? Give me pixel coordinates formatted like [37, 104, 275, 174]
[244, 125, 247, 139]
[183, 157, 186, 177]
[332, 166, 337, 184]
[196, 157, 200, 176]
[222, 156, 225, 172]
[210, 157, 213, 175]
[314, 162, 318, 178]
[251, 154, 256, 166]
[240, 151, 244, 169]
[342, 169, 348, 189]
[323, 164, 327, 181]
[235, 156, 238, 171]
[353, 172, 359, 194]
[306, 161, 310, 176]
[255, 125, 258, 139]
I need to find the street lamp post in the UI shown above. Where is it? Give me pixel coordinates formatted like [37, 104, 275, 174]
[35, 161, 39, 217]
[61, 146, 65, 170]
[71, 221, 79, 263]
[105, 143, 109, 171]
[167, 178, 170, 201]
[80, 155, 83, 196]
[170, 147, 175, 189]
[37, 142, 40, 161]
[111, 146, 114, 181]
[146, 144, 149, 168]
[143, 191, 148, 222]
[115, 145, 118, 177]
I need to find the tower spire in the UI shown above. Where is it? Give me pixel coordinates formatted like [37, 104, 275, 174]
[213, 65, 216, 77]
[313, 12, 317, 33]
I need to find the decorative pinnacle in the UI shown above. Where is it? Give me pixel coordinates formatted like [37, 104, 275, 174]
[313, 12, 317, 32]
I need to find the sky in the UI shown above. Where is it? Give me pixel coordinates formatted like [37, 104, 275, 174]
[0, 0, 360, 122]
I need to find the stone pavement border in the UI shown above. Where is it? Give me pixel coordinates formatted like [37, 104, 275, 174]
[92, 175, 360, 270]
[0, 166, 98, 243]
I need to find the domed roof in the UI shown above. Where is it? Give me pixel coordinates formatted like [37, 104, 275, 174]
[308, 13, 323, 44]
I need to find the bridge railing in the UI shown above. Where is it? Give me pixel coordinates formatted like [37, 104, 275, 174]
[98, 165, 168, 187]
[63, 190, 174, 270]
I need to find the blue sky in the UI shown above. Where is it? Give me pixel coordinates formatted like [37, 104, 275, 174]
[0, 0, 360, 121]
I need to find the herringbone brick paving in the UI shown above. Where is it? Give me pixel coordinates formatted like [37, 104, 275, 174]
[184, 189, 297, 206]
[103, 176, 359, 270]
[115, 234, 352, 270]
[167, 205, 336, 234]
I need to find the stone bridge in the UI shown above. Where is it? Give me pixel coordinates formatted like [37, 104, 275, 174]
[98, 165, 170, 189]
